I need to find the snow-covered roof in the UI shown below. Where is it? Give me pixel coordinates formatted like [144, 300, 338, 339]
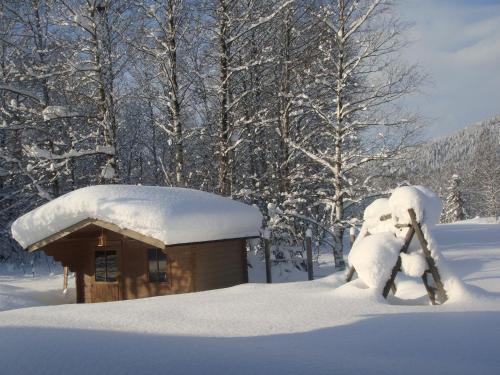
[11, 185, 263, 250]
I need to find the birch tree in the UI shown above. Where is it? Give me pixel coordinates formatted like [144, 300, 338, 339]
[134, 0, 191, 186]
[287, 0, 422, 262]
[58, 0, 132, 182]
[202, 0, 294, 196]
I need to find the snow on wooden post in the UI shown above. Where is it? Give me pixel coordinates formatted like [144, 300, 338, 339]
[349, 226, 356, 250]
[305, 228, 313, 281]
[263, 228, 272, 284]
[63, 266, 69, 292]
[345, 227, 357, 282]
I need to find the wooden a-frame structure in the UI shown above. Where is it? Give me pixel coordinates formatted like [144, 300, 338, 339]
[346, 208, 448, 305]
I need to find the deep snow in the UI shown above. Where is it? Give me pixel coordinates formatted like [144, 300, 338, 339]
[1, 220, 500, 375]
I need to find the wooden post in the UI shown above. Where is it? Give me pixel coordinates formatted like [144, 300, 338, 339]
[382, 225, 415, 298]
[421, 272, 436, 305]
[408, 208, 448, 304]
[331, 224, 346, 271]
[263, 228, 272, 284]
[305, 229, 313, 281]
[63, 266, 69, 292]
[345, 266, 356, 282]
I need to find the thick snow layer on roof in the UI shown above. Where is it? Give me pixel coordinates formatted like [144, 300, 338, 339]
[11, 185, 263, 248]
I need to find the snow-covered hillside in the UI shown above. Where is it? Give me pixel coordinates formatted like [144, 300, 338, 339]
[1, 220, 500, 375]
[394, 116, 499, 219]
[408, 115, 500, 173]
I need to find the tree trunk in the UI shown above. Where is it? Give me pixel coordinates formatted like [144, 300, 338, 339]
[166, 0, 185, 187]
[333, 0, 346, 258]
[217, 0, 231, 196]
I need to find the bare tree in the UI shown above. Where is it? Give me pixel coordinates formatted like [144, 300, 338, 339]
[202, 0, 293, 196]
[134, 0, 190, 186]
[58, 0, 133, 182]
[287, 0, 422, 262]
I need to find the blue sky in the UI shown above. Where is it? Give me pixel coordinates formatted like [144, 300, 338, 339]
[398, 0, 500, 138]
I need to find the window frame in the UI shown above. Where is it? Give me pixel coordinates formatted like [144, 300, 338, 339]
[147, 248, 168, 284]
[94, 250, 119, 283]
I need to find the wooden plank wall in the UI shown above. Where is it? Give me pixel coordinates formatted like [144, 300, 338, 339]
[192, 239, 246, 292]
[41, 230, 248, 303]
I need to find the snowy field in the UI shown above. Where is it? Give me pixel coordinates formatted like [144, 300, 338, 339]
[1, 220, 500, 375]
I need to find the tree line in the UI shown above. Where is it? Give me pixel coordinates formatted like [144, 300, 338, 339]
[1, 0, 430, 262]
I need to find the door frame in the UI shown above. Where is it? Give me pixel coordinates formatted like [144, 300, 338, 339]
[90, 239, 122, 302]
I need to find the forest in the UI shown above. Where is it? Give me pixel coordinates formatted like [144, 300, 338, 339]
[1, 0, 498, 264]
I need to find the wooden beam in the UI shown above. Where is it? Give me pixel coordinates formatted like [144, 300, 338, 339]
[27, 219, 95, 252]
[63, 266, 69, 291]
[27, 218, 166, 252]
[345, 266, 356, 282]
[382, 225, 415, 298]
[390, 282, 397, 295]
[305, 235, 313, 281]
[421, 272, 436, 305]
[379, 213, 392, 221]
[264, 237, 272, 284]
[241, 240, 249, 283]
[91, 219, 165, 249]
[408, 209, 448, 304]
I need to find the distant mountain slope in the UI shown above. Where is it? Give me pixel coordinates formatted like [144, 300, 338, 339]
[407, 115, 499, 174]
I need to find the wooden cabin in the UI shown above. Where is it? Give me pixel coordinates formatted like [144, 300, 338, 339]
[11, 185, 262, 303]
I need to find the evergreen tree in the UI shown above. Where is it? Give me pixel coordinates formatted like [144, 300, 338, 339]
[443, 174, 466, 223]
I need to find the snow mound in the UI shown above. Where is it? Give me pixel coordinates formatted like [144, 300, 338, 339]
[400, 252, 427, 277]
[350, 198, 393, 252]
[349, 185, 467, 302]
[389, 185, 442, 227]
[363, 198, 394, 234]
[11, 185, 263, 248]
[348, 233, 404, 289]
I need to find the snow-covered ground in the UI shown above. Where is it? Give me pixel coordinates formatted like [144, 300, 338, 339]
[1, 220, 499, 375]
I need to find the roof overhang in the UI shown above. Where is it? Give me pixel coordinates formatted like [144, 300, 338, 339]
[27, 218, 166, 252]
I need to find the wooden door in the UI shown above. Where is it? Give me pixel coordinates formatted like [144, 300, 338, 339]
[91, 241, 121, 303]
[91, 283, 120, 302]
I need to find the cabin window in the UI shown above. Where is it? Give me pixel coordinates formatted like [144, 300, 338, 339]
[148, 248, 167, 283]
[95, 251, 118, 282]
